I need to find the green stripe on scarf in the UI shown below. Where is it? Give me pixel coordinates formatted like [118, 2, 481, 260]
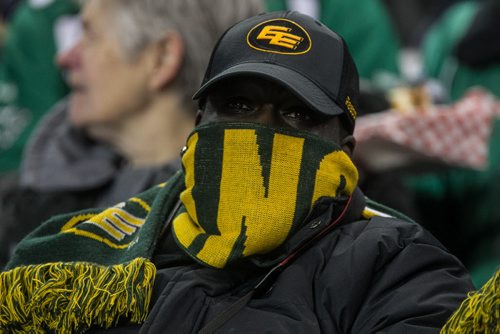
[0, 172, 185, 333]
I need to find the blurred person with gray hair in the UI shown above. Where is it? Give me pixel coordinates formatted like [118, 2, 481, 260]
[0, 0, 263, 268]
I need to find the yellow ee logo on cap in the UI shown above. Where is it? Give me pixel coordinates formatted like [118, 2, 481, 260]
[247, 19, 312, 55]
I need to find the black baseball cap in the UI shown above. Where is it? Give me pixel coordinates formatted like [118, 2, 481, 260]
[193, 11, 360, 131]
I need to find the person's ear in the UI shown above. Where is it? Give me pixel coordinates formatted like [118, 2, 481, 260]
[149, 31, 184, 90]
[195, 109, 204, 126]
[341, 135, 356, 158]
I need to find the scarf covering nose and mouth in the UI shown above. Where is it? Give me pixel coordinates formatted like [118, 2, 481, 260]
[172, 122, 359, 268]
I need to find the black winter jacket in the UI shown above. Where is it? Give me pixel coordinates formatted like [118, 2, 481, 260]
[90, 191, 473, 333]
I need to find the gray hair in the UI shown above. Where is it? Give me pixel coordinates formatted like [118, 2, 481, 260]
[94, 0, 264, 113]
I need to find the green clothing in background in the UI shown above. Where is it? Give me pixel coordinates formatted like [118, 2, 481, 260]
[422, 1, 500, 101]
[0, 0, 79, 172]
[417, 1, 500, 287]
[407, 117, 500, 288]
[265, 0, 400, 80]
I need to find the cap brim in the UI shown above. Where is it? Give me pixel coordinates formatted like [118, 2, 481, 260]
[193, 63, 344, 117]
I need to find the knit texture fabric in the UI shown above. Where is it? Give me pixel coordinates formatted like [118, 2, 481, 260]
[0, 172, 184, 333]
[441, 268, 499, 334]
[172, 123, 358, 268]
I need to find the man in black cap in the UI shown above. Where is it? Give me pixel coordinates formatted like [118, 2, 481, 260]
[0, 11, 473, 333]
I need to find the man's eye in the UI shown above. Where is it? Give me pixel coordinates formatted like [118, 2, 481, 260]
[282, 110, 311, 121]
[225, 99, 254, 114]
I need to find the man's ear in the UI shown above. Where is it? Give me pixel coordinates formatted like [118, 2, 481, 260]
[195, 109, 204, 126]
[341, 135, 356, 158]
[149, 31, 184, 90]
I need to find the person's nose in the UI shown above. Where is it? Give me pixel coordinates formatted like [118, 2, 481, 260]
[56, 39, 83, 71]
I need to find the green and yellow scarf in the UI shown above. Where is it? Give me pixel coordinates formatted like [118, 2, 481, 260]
[441, 268, 499, 334]
[0, 122, 358, 333]
[173, 123, 358, 268]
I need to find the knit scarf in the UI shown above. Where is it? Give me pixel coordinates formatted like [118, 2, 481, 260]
[0, 174, 185, 333]
[172, 123, 358, 268]
[0, 122, 358, 333]
[441, 268, 499, 334]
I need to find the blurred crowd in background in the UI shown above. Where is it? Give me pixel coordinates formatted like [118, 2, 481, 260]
[0, 0, 498, 288]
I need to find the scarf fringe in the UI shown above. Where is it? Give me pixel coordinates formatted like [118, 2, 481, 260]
[0, 258, 156, 333]
[441, 268, 499, 334]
